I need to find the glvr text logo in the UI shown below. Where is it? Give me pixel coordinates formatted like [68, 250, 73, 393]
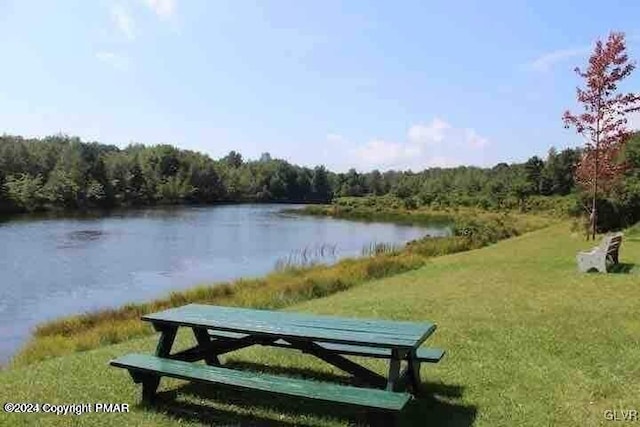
[604, 409, 638, 421]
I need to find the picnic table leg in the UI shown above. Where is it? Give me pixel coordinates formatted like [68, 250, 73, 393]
[154, 324, 177, 357]
[138, 323, 178, 402]
[192, 327, 221, 366]
[407, 349, 422, 395]
[386, 349, 402, 392]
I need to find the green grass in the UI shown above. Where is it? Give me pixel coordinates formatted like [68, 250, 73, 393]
[1, 222, 638, 426]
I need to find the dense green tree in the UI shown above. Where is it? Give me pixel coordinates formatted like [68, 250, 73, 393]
[338, 168, 365, 197]
[223, 151, 243, 168]
[269, 162, 297, 200]
[269, 174, 287, 199]
[392, 175, 416, 199]
[186, 157, 223, 203]
[44, 168, 81, 208]
[510, 170, 532, 210]
[2, 132, 638, 229]
[541, 148, 581, 195]
[295, 168, 312, 201]
[311, 166, 332, 202]
[617, 133, 640, 225]
[366, 170, 384, 196]
[3, 174, 46, 211]
[221, 167, 242, 200]
[0, 136, 31, 175]
[156, 174, 193, 204]
[86, 180, 107, 205]
[524, 156, 545, 194]
[256, 184, 272, 201]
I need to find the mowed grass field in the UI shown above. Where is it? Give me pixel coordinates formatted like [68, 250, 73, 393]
[1, 222, 638, 426]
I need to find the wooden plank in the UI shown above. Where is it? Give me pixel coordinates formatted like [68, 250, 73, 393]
[207, 330, 445, 363]
[151, 304, 430, 338]
[208, 330, 391, 358]
[415, 348, 445, 363]
[110, 353, 411, 411]
[209, 334, 278, 355]
[283, 338, 387, 388]
[192, 327, 220, 366]
[143, 304, 436, 350]
[209, 330, 246, 340]
[167, 345, 205, 362]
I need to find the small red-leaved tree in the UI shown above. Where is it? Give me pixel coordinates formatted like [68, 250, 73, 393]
[563, 31, 640, 240]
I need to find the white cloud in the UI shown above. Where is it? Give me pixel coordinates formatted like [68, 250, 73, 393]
[353, 139, 421, 170]
[95, 51, 129, 71]
[143, 0, 176, 20]
[407, 118, 451, 145]
[529, 47, 589, 72]
[110, 4, 135, 40]
[321, 119, 491, 172]
[465, 128, 488, 148]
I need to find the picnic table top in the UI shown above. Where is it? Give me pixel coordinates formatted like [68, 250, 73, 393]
[143, 304, 436, 350]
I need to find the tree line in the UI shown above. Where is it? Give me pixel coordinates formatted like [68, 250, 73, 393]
[0, 132, 586, 213]
[0, 135, 335, 213]
[1, 132, 639, 231]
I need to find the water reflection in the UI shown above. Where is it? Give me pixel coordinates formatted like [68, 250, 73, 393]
[57, 230, 109, 249]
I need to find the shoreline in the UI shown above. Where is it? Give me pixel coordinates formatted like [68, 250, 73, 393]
[8, 204, 552, 368]
[0, 199, 326, 222]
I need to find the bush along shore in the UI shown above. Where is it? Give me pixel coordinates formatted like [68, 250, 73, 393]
[12, 204, 552, 367]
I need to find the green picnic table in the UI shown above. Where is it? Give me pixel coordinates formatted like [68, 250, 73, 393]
[110, 304, 445, 425]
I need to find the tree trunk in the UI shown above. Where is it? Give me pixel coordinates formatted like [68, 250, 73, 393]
[589, 204, 596, 241]
[591, 144, 599, 241]
[591, 105, 601, 241]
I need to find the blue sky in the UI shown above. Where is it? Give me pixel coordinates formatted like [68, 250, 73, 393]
[1, 0, 639, 172]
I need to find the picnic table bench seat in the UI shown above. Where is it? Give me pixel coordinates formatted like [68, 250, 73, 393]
[576, 232, 623, 273]
[111, 353, 411, 412]
[207, 329, 445, 363]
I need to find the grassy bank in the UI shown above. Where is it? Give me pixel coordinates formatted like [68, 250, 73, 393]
[295, 194, 578, 218]
[1, 222, 638, 426]
[12, 207, 549, 367]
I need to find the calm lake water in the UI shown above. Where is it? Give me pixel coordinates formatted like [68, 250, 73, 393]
[0, 204, 450, 363]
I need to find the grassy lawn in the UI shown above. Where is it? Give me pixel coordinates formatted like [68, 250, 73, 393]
[1, 223, 638, 426]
